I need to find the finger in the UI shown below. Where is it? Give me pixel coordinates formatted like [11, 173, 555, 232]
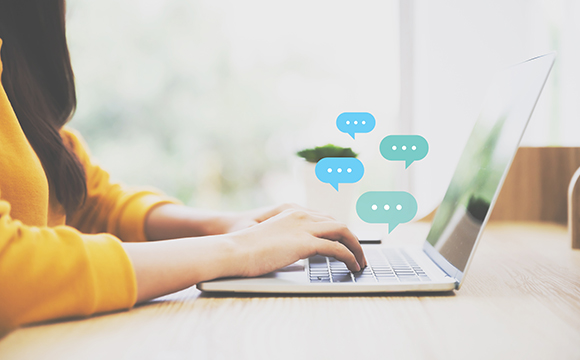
[308, 221, 367, 269]
[311, 238, 361, 272]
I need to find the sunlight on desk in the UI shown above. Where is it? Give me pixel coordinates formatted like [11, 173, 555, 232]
[0, 223, 579, 359]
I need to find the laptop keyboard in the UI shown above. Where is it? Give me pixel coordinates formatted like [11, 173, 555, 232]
[308, 248, 431, 283]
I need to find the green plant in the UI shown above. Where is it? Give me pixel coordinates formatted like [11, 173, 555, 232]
[296, 144, 358, 163]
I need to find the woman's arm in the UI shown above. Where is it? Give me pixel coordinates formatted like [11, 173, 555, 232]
[126, 208, 367, 303]
[143, 203, 244, 240]
[0, 199, 137, 332]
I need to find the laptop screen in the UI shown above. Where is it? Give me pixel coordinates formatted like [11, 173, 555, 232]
[424, 53, 555, 281]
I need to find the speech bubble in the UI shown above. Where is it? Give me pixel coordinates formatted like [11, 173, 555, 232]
[315, 157, 364, 191]
[336, 112, 376, 139]
[380, 135, 429, 168]
[356, 191, 417, 233]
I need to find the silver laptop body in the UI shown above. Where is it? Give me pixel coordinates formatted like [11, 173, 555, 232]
[198, 52, 555, 294]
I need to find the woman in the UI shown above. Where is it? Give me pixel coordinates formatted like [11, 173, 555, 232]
[0, 0, 366, 333]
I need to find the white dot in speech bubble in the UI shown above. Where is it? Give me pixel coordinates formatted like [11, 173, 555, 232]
[392, 146, 397, 150]
[327, 168, 332, 173]
[371, 204, 378, 211]
[384, 204, 390, 210]
[396, 204, 402, 210]
[337, 168, 342, 173]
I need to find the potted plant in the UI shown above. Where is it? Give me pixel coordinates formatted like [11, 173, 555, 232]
[296, 144, 358, 163]
[296, 144, 359, 223]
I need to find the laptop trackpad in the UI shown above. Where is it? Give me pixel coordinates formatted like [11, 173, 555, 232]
[256, 260, 307, 282]
[273, 260, 305, 272]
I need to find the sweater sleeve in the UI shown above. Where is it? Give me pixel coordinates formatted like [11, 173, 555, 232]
[63, 129, 179, 242]
[0, 198, 137, 333]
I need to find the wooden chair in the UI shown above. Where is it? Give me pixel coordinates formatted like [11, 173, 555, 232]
[568, 167, 580, 249]
[490, 147, 580, 225]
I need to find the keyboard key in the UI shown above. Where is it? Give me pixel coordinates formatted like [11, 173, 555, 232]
[330, 266, 348, 270]
[309, 270, 329, 275]
[310, 275, 330, 281]
[375, 273, 396, 277]
[360, 273, 374, 278]
[332, 274, 353, 283]
[331, 271, 350, 276]
[371, 266, 393, 270]
[353, 276, 374, 280]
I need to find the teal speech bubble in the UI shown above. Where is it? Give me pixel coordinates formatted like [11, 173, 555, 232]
[380, 135, 428, 168]
[315, 157, 364, 191]
[356, 191, 417, 233]
[336, 112, 375, 139]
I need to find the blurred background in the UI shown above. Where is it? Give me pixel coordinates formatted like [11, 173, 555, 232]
[66, 0, 580, 223]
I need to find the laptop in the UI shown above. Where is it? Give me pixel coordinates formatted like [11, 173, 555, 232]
[198, 52, 556, 294]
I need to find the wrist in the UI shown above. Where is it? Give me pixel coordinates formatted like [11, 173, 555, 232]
[207, 233, 249, 279]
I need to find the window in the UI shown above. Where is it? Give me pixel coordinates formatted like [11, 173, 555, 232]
[68, 1, 578, 224]
[67, 0, 399, 213]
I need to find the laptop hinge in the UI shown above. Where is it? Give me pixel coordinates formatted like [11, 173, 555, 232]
[422, 242, 463, 283]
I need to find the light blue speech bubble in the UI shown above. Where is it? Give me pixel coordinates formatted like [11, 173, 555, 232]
[356, 191, 417, 233]
[315, 157, 364, 191]
[336, 112, 376, 139]
[380, 135, 429, 168]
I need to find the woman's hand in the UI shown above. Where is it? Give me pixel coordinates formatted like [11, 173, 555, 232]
[229, 207, 366, 276]
[127, 206, 366, 303]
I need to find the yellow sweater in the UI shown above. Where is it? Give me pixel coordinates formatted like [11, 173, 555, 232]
[0, 40, 174, 333]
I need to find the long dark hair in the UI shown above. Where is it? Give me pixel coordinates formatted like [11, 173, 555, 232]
[0, 0, 86, 213]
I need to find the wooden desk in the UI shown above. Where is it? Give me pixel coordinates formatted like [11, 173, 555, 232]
[1, 223, 579, 359]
